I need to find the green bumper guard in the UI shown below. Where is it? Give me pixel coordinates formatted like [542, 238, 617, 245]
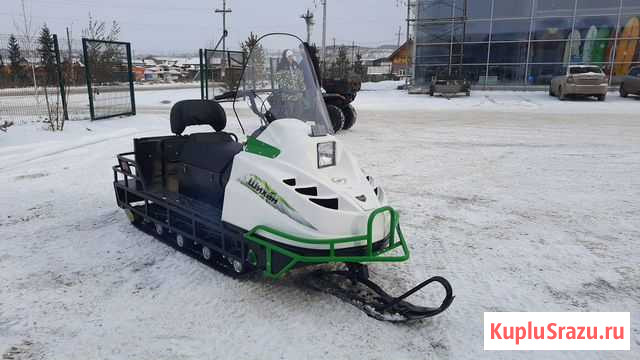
[244, 206, 410, 279]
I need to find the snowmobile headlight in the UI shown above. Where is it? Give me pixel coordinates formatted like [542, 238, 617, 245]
[317, 141, 336, 168]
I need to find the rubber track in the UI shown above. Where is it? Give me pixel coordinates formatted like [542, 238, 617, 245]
[132, 220, 259, 281]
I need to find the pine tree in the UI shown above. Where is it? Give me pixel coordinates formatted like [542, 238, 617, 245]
[353, 52, 364, 80]
[241, 32, 265, 86]
[330, 46, 350, 79]
[38, 24, 56, 85]
[8, 34, 24, 84]
[307, 44, 322, 81]
[0, 52, 4, 85]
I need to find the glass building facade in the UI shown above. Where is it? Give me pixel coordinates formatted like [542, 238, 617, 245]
[413, 0, 640, 87]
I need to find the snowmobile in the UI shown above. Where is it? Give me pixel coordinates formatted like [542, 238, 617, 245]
[112, 33, 453, 322]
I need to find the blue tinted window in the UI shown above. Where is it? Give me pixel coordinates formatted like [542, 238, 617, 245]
[528, 64, 565, 84]
[532, 18, 572, 40]
[492, 19, 532, 41]
[536, 0, 576, 17]
[529, 41, 567, 63]
[416, 22, 453, 43]
[451, 65, 488, 84]
[414, 65, 449, 84]
[488, 65, 527, 84]
[574, 15, 618, 37]
[576, 0, 620, 15]
[466, 0, 493, 19]
[493, 0, 533, 18]
[623, 0, 640, 9]
[489, 42, 529, 63]
[416, 45, 451, 64]
[463, 43, 489, 64]
[418, 0, 455, 19]
[464, 21, 491, 42]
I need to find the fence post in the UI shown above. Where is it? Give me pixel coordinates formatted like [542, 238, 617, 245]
[204, 49, 209, 100]
[199, 48, 205, 100]
[126, 43, 136, 115]
[82, 38, 96, 121]
[53, 34, 69, 121]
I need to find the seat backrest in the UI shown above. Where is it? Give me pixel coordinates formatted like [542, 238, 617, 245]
[179, 132, 242, 173]
[170, 99, 227, 135]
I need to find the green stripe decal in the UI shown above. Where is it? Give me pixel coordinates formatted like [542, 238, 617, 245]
[245, 136, 281, 158]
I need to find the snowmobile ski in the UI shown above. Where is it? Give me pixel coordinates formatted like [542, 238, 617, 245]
[305, 265, 454, 322]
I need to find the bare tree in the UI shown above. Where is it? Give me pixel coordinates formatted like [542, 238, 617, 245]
[13, 0, 39, 102]
[82, 14, 122, 85]
[39, 24, 62, 131]
[82, 13, 120, 41]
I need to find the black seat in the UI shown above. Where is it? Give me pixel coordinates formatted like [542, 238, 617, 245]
[170, 99, 227, 135]
[169, 100, 242, 208]
[179, 132, 242, 173]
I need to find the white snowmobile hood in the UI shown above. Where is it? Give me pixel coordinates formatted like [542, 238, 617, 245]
[256, 118, 380, 211]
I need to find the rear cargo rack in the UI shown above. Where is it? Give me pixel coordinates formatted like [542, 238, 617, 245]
[113, 152, 145, 191]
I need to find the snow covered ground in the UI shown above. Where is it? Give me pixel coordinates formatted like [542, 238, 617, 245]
[1, 82, 639, 359]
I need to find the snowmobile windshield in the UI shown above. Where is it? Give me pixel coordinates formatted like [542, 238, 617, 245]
[233, 33, 333, 136]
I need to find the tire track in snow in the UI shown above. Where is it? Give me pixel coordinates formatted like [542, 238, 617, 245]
[0, 128, 157, 171]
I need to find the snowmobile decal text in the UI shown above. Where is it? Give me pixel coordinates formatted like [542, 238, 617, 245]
[240, 175, 316, 230]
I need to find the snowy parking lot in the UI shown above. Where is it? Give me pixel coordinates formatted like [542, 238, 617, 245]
[1, 82, 638, 359]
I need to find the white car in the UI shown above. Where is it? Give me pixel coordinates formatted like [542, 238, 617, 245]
[549, 65, 608, 101]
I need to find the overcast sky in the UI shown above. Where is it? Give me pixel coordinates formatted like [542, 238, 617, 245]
[1, 0, 407, 55]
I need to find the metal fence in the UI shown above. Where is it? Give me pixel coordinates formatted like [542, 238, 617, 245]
[200, 49, 245, 101]
[83, 38, 135, 120]
[0, 33, 68, 126]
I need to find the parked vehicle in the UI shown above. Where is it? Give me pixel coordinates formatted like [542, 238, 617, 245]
[429, 72, 470, 98]
[619, 66, 640, 98]
[306, 45, 361, 133]
[549, 65, 608, 101]
[112, 33, 453, 322]
[322, 76, 360, 132]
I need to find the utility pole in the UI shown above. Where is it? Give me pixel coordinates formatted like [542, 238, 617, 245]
[405, 0, 414, 89]
[396, 26, 402, 47]
[406, 0, 411, 42]
[65, 26, 74, 90]
[321, 0, 327, 76]
[301, 9, 314, 43]
[351, 40, 355, 63]
[215, 0, 232, 52]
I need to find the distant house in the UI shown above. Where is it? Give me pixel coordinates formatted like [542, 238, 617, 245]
[140, 57, 193, 82]
[387, 40, 413, 77]
[367, 57, 392, 77]
[132, 66, 145, 81]
[144, 67, 159, 81]
[143, 58, 157, 67]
